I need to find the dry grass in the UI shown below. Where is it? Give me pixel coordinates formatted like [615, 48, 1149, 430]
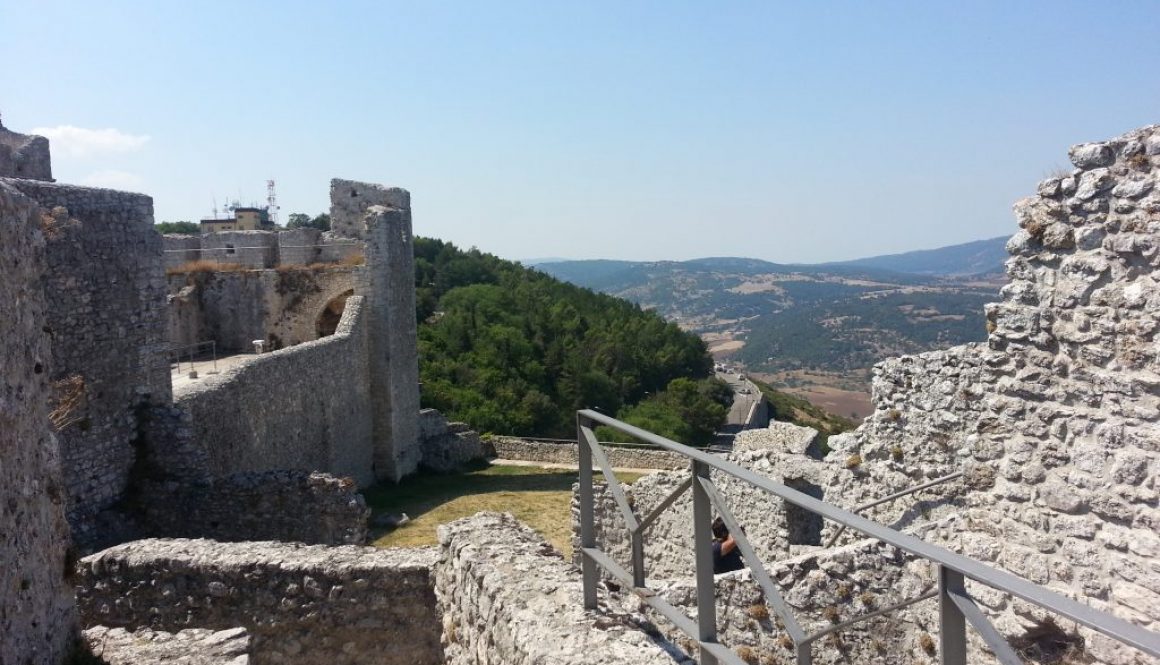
[365, 462, 643, 556]
[338, 252, 365, 266]
[167, 260, 247, 275]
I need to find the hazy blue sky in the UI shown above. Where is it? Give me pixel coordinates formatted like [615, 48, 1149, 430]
[3, 1, 1157, 262]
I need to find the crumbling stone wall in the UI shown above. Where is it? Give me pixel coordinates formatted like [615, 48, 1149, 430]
[436, 512, 686, 664]
[176, 296, 375, 486]
[491, 436, 690, 470]
[167, 265, 356, 352]
[76, 539, 444, 665]
[3, 178, 172, 545]
[142, 470, 369, 545]
[820, 125, 1160, 664]
[329, 178, 410, 240]
[417, 409, 486, 472]
[0, 117, 52, 180]
[0, 181, 77, 665]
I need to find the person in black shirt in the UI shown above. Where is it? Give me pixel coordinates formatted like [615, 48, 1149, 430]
[711, 517, 744, 574]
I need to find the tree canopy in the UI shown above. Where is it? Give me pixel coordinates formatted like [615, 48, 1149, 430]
[287, 212, 331, 231]
[155, 221, 199, 234]
[415, 238, 720, 438]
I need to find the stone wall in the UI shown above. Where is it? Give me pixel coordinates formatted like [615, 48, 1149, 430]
[818, 125, 1160, 664]
[0, 181, 77, 665]
[329, 178, 410, 240]
[0, 118, 53, 180]
[142, 470, 369, 546]
[76, 539, 444, 665]
[167, 265, 356, 352]
[3, 178, 172, 544]
[357, 198, 421, 481]
[162, 229, 362, 271]
[435, 512, 687, 664]
[417, 409, 486, 472]
[491, 435, 690, 470]
[175, 295, 374, 485]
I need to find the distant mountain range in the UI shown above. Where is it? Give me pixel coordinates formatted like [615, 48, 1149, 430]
[533, 236, 1008, 377]
[821, 236, 1008, 277]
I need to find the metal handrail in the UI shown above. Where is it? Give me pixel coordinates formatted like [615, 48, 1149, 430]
[576, 409, 1160, 665]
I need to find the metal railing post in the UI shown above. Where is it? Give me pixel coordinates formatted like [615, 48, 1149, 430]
[940, 565, 967, 665]
[691, 460, 718, 665]
[578, 414, 598, 610]
[631, 530, 646, 588]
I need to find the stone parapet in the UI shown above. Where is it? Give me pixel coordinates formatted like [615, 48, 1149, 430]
[77, 539, 443, 665]
[491, 435, 689, 470]
[435, 512, 685, 664]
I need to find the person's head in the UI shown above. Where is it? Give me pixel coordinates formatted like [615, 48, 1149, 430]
[711, 516, 729, 540]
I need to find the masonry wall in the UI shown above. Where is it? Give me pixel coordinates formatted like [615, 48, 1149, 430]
[435, 512, 685, 664]
[0, 181, 77, 665]
[167, 266, 356, 352]
[76, 539, 444, 665]
[0, 121, 53, 180]
[142, 470, 369, 546]
[4, 179, 172, 545]
[329, 178, 410, 240]
[417, 409, 486, 472]
[175, 296, 375, 486]
[491, 435, 690, 470]
[358, 200, 421, 481]
[816, 125, 1160, 664]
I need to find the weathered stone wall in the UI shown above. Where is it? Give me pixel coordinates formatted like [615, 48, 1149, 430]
[76, 539, 444, 665]
[491, 435, 691, 470]
[199, 231, 279, 269]
[329, 178, 410, 240]
[175, 296, 375, 486]
[142, 470, 369, 546]
[3, 178, 172, 545]
[0, 181, 77, 665]
[417, 409, 486, 472]
[0, 119, 53, 180]
[818, 125, 1160, 664]
[357, 197, 421, 481]
[162, 230, 363, 271]
[167, 266, 356, 352]
[435, 512, 687, 664]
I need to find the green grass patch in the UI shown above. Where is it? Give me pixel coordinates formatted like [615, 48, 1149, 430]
[364, 462, 643, 556]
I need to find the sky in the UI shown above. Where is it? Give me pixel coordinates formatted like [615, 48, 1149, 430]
[3, 1, 1158, 263]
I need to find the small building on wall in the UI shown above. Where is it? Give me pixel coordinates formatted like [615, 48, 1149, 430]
[200, 207, 273, 233]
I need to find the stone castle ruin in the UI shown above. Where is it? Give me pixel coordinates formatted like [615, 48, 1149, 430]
[2, 119, 1158, 665]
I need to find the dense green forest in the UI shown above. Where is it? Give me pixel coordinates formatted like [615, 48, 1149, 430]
[414, 238, 717, 437]
[596, 376, 733, 446]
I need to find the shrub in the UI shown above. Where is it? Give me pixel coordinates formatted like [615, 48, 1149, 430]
[919, 632, 936, 654]
[746, 604, 770, 622]
[822, 605, 840, 623]
[167, 260, 246, 275]
[844, 454, 862, 469]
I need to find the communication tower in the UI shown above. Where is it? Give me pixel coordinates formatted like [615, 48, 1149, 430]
[266, 180, 279, 226]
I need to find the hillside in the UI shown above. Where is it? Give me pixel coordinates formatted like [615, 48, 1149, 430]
[822, 236, 1008, 276]
[413, 238, 717, 438]
[536, 252, 1002, 375]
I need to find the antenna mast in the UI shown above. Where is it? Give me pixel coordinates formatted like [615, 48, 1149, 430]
[266, 180, 279, 226]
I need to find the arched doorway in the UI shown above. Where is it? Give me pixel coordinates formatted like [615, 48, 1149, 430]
[316, 289, 354, 338]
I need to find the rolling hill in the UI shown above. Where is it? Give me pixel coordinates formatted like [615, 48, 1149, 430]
[534, 238, 1007, 382]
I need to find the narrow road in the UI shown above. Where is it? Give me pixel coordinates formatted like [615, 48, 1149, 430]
[714, 370, 762, 449]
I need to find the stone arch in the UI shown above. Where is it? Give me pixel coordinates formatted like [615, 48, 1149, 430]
[316, 289, 354, 338]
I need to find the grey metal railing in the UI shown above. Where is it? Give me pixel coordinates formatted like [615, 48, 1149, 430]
[576, 409, 1160, 665]
[169, 340, 218, 376]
